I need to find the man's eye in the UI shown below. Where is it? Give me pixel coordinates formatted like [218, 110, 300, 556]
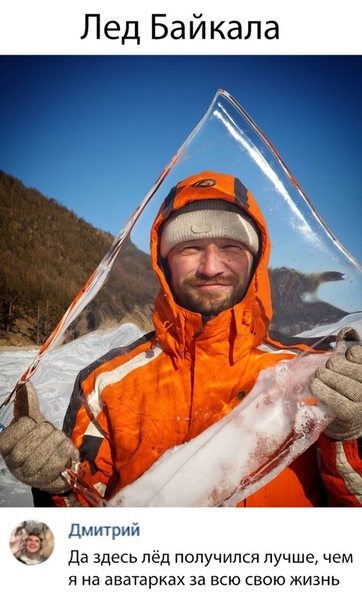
[221, 245, 239, 252]
[181, 245, 201, 253]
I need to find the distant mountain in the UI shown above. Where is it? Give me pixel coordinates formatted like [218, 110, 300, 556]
[0, 170, 158, 346]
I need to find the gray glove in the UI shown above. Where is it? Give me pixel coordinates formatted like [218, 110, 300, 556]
[0, 381, 79, 494]
[310, 327, 362, 441]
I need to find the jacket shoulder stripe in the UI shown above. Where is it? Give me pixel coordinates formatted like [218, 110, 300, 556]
[86, 344, 163, 417]
[63, 332, 156, 434]
[78, 331, 156, 383]
[256, 343, 299, 356]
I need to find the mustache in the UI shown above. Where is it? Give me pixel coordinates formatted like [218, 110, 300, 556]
[185, 275, 238, 286]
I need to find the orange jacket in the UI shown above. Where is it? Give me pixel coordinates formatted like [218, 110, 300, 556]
[61, 172, 362, 507]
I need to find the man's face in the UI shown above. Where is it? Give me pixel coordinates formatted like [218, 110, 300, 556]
[166, 238, 254, 315]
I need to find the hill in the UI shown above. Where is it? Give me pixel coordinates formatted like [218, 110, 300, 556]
[0, 170, 159, 346]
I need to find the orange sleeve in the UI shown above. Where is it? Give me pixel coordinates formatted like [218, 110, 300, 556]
[62, 360, 121, 503]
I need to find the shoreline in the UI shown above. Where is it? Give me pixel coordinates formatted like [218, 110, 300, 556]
[0, 345, 40, 352]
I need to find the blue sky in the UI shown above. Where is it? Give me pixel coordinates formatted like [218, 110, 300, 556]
[0, 55, 361, 263]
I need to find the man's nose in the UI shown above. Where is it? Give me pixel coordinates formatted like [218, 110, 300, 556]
[197, 246, 224, 277]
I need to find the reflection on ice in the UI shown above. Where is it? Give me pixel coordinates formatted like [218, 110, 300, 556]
[214, 103, 317, 245]
[296, 313, 362, 339]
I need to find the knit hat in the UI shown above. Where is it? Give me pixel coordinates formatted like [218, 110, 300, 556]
[159, 199, 260, 259]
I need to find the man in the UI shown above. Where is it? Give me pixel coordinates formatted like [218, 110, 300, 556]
[0, 171, 361, 506]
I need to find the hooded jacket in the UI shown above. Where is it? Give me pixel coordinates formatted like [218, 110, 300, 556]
[59, 171, 362, 507]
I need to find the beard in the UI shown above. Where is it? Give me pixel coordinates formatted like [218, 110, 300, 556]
[172, 274, 249, 316]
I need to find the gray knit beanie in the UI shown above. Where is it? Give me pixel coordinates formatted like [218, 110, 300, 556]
[159, 199, 259, 259]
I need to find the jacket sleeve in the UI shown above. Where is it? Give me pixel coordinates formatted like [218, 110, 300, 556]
[61, 337, 155, 505]
[62, 366, 119, 503]
[317, 433, 362, 506]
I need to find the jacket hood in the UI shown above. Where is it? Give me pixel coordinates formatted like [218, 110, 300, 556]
[150, 171, 273, 363]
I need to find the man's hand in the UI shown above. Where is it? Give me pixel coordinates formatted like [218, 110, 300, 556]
[0, 381, 79, 493]
[310, 327, 362, 441]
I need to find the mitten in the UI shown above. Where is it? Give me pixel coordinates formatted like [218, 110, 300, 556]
[310, 327, 362, 440]
[0, 381, 79, 493]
